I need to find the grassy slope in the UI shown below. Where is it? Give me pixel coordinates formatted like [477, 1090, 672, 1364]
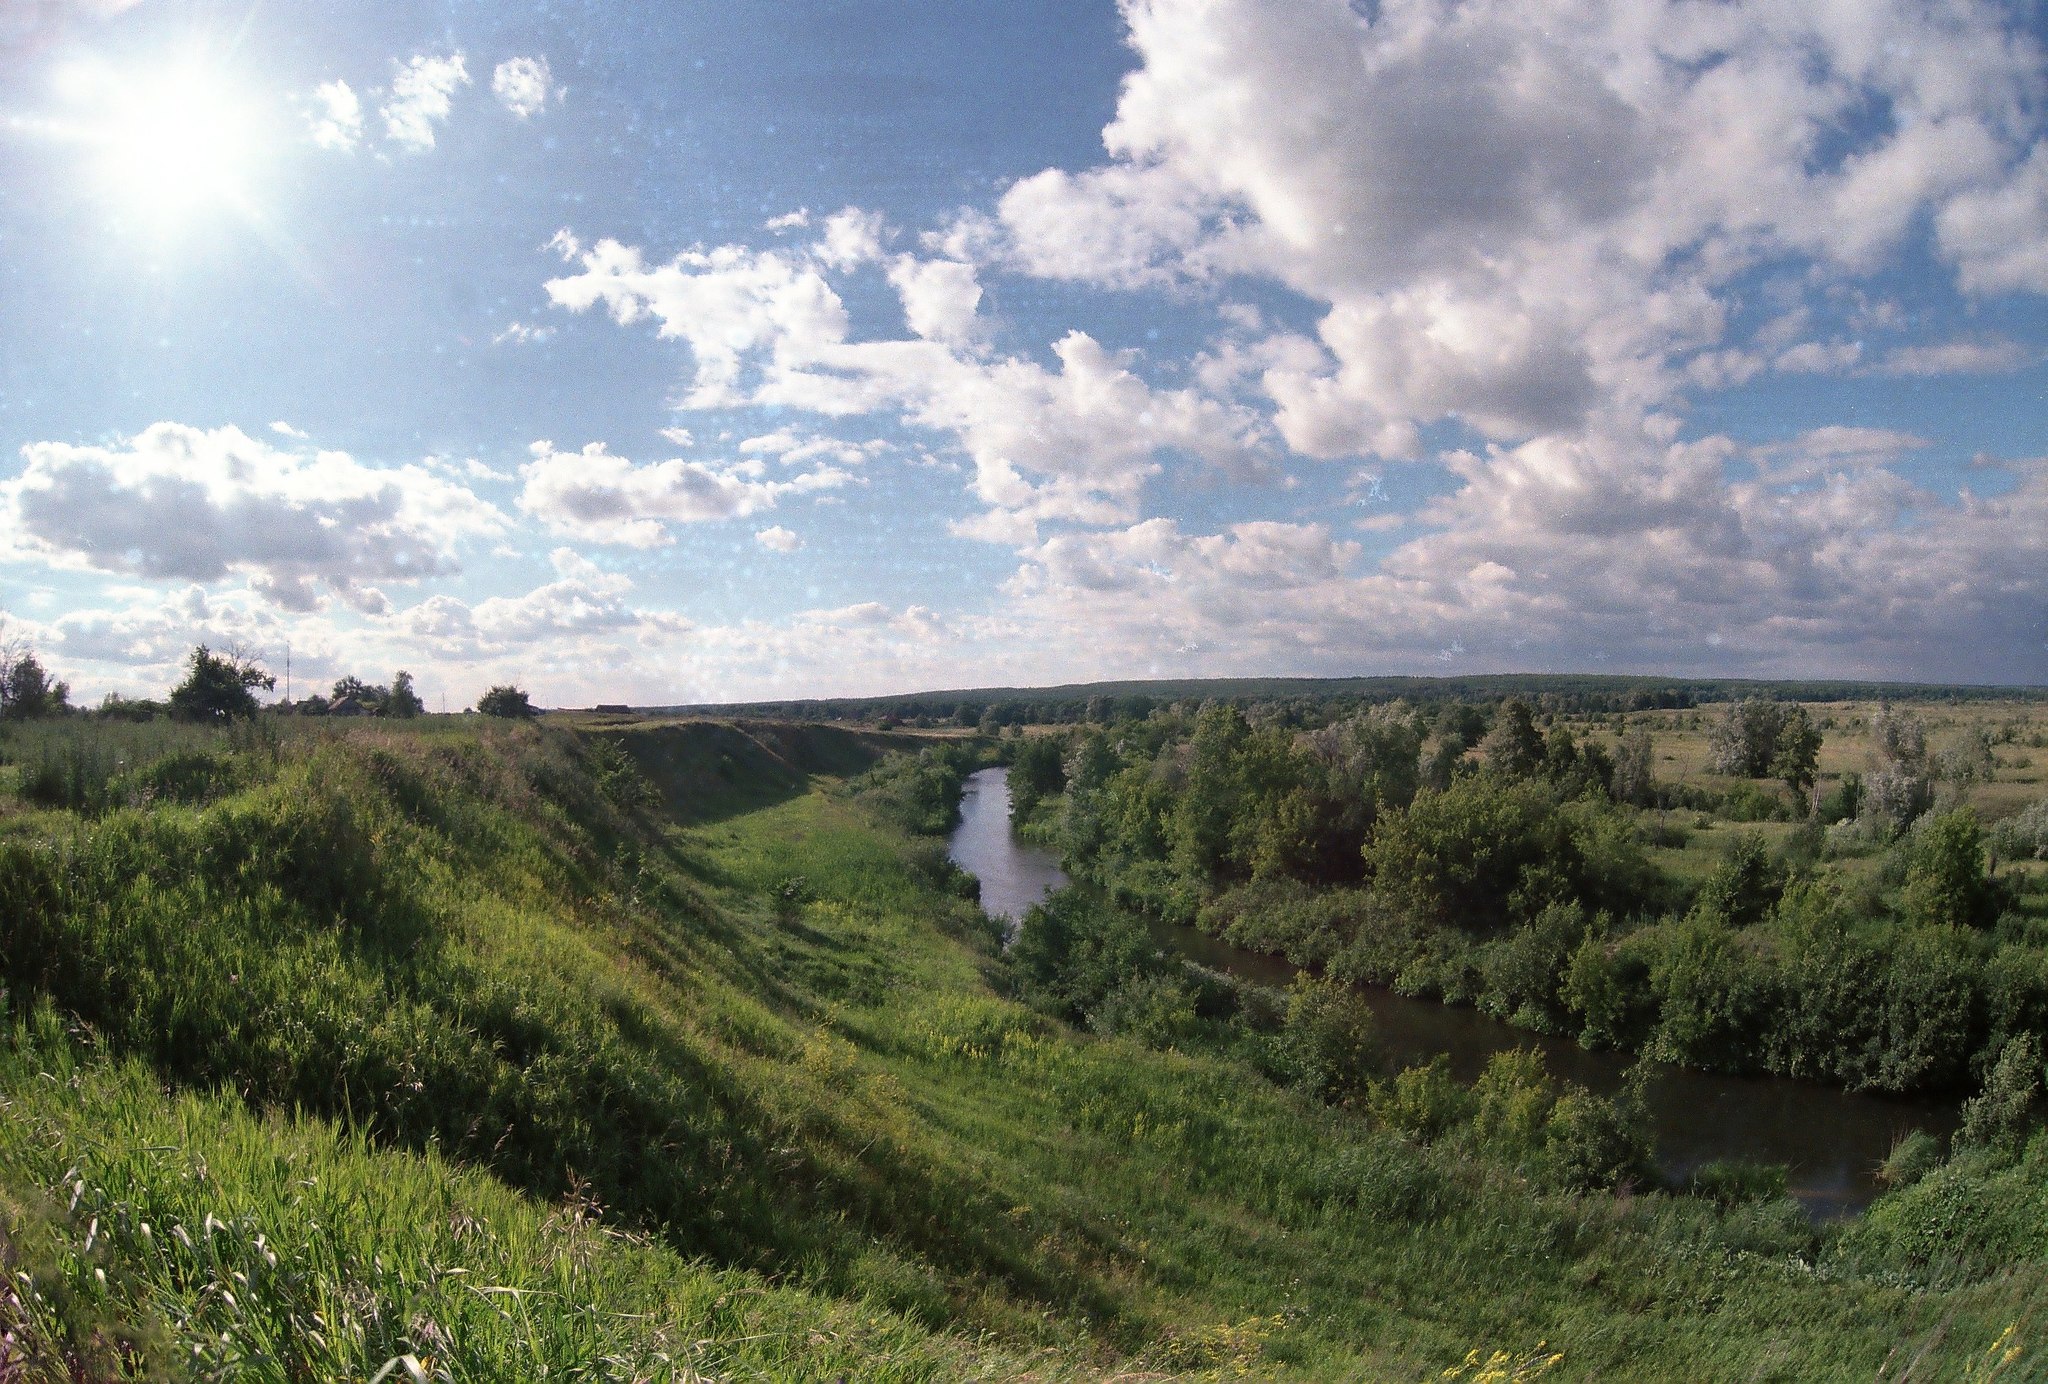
[0, 717, 2041, 1380]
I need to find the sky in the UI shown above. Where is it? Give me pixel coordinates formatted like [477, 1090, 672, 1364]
[2, 0, 2046, 709]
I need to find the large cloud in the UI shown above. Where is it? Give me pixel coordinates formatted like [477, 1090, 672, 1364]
[545, 231, 1270, 534]
[525, 0, 2048, 694]
[3, 423, 505, 611]
[986, 0, 2048, 456]
[382, 52, 470, 152]
[515, 440, 852, 547]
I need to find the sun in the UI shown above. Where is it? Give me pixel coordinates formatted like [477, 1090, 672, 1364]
[58, 57, 265, 229]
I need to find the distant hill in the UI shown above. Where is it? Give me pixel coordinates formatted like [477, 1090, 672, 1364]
[650, 671, 2048, 725]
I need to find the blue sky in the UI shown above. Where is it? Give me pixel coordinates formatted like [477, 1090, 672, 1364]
[2, 0, 2046, 707]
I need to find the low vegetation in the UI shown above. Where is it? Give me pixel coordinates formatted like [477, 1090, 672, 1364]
[0, 685, 2042, 1378]
[1021, 697, 2048, 1098]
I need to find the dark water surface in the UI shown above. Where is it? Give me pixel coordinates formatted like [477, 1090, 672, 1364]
[951, 768, 1070, 934]
[950, 768, 1957, 1217]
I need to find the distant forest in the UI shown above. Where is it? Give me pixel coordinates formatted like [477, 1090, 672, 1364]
[659, 672, 2048, 727]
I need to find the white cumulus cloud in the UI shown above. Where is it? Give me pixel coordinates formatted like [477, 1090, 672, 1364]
[515, 440, 850, 547]
[382, 52, 470, 153]
[305, 80, 363, 152]
[491, 55, 553, 118]
[2, 423, 506, 612]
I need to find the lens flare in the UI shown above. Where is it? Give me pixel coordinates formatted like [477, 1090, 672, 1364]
[60, 57, 265, 230]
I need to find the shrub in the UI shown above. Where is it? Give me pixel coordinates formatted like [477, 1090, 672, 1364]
[1902, 810, 1996, 930]
[477, 685, 536, 718]
[168, 646, 273, 723]
[1368, 1056, 1473, 1140]
[1987, 796, 2048, 862]
[1476, 902, 1584, 1033]
[1876, 1129, 1943, 1188]
[1544, 1086, 1653, 1192]
[1471, 1049, 1556, 1159]
[1089, 971, 1201, 1048]
[1693, 831, 1782, 928]
[1687, 1159, 1789, 1206]
[1956, 1035, 2043, 1160]
[1279, 973, 1380, 1106]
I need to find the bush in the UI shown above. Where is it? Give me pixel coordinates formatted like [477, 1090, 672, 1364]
[168, 646, 273, 723]
[1988, 796, 2048, 862]
[1686, 1159, 1789, 1206]
[1089, 971, 1201, 1048]
[1368, 1056, 1473, 1140]
[1647, 918, 1767, 1072]
[1279, 974, 1380, 1106]
[848, 746, 970, 836]
[1476, 902, 1585, 1033]
[1544, 1086, 1653, 1192]
[477, 685, 536, 718]
[1876, 1129, 1943, 1188]
[1471, 1049, 1555, 1159]
[1956, 1035, 2043, 1160]
[1902, 810, 1996, 930]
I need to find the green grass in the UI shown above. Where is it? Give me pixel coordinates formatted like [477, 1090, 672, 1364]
[1, 716, 2044, 1379]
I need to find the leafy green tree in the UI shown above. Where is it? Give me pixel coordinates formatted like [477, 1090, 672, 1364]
[477, 685, 535, 718]
[1864, 702, 1932, 832]
[1708, 698, 1788, 776]
[1280, 973, 1380, 1106]
[1611, 726, 1654, 806]
[385, 670, 425, 718]
[1876, 926, 1979, 1092]
[0, 650, 69, 719]
[1008, 734, 1067, 819]
[1478, 901, 1585, 1033]
[1472, 1049, 1556, 1159]
[1771, 705, 1822, 805]
[1955, 1034, 2042, 1160]
[1648, 918, 1765, 1070]
[1902, 809, 1995, 929]
[168, 645, 274, 723]
[1368, 1056, 1473, 1140]
[1544, 1084, 1654, 1191]
[1694, 831, 1783, 929]
[1481, 699, 1545, 779]
[1562, 932, 1638, 1050]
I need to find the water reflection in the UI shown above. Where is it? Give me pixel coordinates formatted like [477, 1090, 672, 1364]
[951, 768, 1068, 935]
[949, 767, 1955, 1216]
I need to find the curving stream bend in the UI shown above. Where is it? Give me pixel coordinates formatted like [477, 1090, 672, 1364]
[950, 766, 1956, 1217]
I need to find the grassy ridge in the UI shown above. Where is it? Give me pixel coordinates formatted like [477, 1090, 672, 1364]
[0, 716, 2042, 1378]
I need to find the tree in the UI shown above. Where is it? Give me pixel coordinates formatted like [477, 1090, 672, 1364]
[476, 684, 535, 718]
[1864, 702, 1932, 832]
[1281, 974, 1380, 1107]
[330, 675, 385, 712]
[169, 645, 274, 723]
[1770, 705, 1822, 805]
[0, 650, 69, 720]
[1612, 726, 1654, 806]
[1708, 697, 1789, 777]
[385, 670, 425, 718]
[1481, 699, 1545, 779]
[1902, 808, 1995, 930]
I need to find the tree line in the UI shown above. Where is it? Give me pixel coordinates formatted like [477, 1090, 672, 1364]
[1007, 697, 2047, 1098]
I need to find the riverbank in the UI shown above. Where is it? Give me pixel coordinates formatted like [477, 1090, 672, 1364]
[953, 765, 1956, 1216]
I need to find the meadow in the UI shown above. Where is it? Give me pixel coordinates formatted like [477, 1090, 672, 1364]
[0, 708, 2042, 1379]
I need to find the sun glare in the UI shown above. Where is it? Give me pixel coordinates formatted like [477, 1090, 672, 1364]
[59, 58, 264, 229]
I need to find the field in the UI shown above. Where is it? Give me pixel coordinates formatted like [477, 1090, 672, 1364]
[0, 711, 2043, 1379]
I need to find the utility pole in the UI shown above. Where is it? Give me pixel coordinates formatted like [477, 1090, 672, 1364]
[284, 641, 291, 704]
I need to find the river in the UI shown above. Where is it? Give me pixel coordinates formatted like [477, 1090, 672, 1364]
[950, 766, 1956, 1217]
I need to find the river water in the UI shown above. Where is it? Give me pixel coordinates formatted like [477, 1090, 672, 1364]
[950, 767, 1956, 1217]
